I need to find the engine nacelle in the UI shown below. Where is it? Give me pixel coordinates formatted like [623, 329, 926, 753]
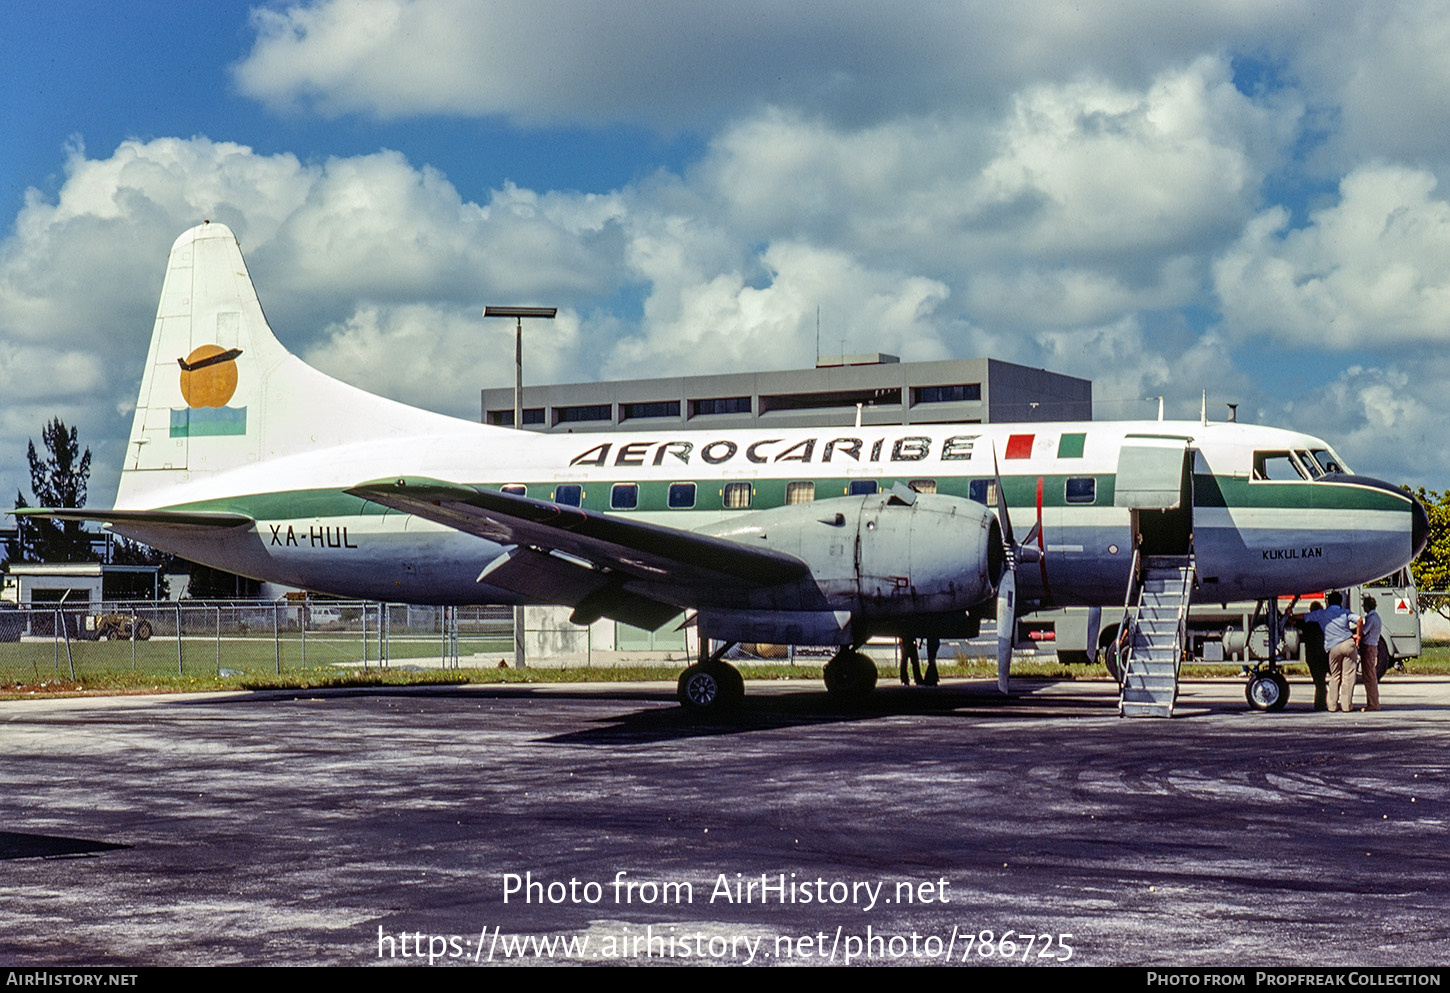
[697, 489, 1003, 644]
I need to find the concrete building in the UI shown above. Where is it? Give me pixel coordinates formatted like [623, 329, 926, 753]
[481, 355, 1092, 432]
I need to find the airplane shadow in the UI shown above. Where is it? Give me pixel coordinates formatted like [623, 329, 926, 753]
[540, 679, 1117, 746]
[0, 831, 130, 861]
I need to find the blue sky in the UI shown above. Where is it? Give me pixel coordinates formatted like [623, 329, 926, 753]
[4, 0, 1450, 509]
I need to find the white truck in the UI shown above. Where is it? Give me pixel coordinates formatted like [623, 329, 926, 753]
[1020, 568, 1421, 678]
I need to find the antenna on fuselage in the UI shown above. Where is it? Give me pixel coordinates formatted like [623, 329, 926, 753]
[1201, 390, 1207, 426]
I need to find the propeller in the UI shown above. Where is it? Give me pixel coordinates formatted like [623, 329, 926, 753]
[990, 447, 1044, 694]
[992, 446, 1016, 694]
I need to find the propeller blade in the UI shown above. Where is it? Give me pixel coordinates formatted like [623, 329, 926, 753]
[996, 567, 1015, 694]
[991, 444, 1015, 547]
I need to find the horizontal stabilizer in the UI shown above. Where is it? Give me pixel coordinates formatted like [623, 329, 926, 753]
[13, 507, 254, 530]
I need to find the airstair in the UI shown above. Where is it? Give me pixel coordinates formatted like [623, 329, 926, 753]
[1118, 553, 1196, 717]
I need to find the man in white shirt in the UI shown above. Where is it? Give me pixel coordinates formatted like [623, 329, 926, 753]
[1358, 596, 1383, 712]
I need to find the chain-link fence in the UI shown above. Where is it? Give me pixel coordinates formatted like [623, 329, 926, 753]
[0, 601, 513, 683]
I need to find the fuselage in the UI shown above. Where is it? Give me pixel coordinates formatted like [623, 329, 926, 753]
[111, 416, 1427, 611]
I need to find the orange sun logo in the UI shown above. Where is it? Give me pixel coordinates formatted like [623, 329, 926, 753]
[177, 345, 243, 408]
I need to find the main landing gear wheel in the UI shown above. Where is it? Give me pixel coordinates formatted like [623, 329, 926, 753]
[823, 649, 878, 703]
[1246, 669, 1289, 712]
[677, 660, 744, 715]
[1103, 639, 1123, 685]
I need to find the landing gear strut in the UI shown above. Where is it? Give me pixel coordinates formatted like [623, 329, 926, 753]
[1244, 598, 1291, 712]
[677, 642, 744, 715]
[823, 648, 878, 703]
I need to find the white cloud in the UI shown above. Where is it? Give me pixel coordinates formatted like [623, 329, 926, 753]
[606, 240, 951, 378]
[686, 58, 1293, 335]
[1293, 0, 1450, 174]
[302, 302, 582, 415]
[14, 7, 1450, 516]
[974, 57, 1298, 261]
[233, 0, 1313, 127]
[1279, 364, 1446, 486]
[1214, 164, 1450, 347]
[0, 137, 627, 505]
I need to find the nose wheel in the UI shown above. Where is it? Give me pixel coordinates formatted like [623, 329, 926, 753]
[1245, 667, 1289, 711]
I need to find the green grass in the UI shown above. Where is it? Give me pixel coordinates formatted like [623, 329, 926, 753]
[5, 642, 1450, 700]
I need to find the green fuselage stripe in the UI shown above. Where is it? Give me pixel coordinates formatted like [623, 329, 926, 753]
[158, 470, 1406, 520]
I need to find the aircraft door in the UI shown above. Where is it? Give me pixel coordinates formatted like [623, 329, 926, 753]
[1114, 436, 1193, 556]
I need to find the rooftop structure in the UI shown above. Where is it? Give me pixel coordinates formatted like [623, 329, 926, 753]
[481, 355, 1091, 432]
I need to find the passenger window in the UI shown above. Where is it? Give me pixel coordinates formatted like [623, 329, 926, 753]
[1065, 477, 1096, 504]
[909, 479, 937, 494]
[847, 480, 878, 496]
[786, 481, 815, 505]
[500, 484, 527, 497]
[668, 482, 696, 509]
[553, 484, 582, 506]
[722, 482, 752, 509]
[969, 479, 998, 507]
[610, 483, 638, 510]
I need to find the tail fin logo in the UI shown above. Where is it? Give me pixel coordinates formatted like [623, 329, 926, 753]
[170, 345, 247, 437]
[178, 345, 243, 406]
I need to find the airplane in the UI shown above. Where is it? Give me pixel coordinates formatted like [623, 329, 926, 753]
[20, 221, 1429, 714]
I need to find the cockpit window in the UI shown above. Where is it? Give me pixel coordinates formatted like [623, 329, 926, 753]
[1253, 451, 1310, 481]
[1294, 450, 1325, 479]
[1310, 448, 1349, 475]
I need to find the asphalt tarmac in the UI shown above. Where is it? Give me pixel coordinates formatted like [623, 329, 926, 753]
[3, 675, 1449, 967]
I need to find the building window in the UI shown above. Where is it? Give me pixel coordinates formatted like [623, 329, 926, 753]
[621, 400, 681, 420]
[555, 404, 612, 424]
[723, 482, 752, 509]
[847, 479, 878, 496]
[690, 396, 752, 416]
[1065, 477, 1096, 504]
[554, 484, 582, 506]
[611, 483, 639, 510]
[909, 479, 937, 494]
[500, 484, 527, 497]
[785, 481, 815, 504]
[762, 388, 900, 413]
[487, 408, 544, 426]
[668, 482, 696, 509]
[912, 384, 981, 405]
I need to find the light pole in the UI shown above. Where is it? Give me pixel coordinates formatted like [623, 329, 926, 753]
[484, 306, 557, 429]
[483, 306, 556, 669]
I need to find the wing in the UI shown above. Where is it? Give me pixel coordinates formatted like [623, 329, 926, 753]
[345, 476, 822, 628]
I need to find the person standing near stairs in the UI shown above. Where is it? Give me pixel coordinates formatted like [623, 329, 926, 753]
[1306, 592, 1359, 713]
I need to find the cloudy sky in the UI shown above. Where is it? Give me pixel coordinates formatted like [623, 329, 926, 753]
[3, 0, 1450, 511]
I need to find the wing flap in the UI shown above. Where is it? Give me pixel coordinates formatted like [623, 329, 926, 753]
[478, 546, 682, 630]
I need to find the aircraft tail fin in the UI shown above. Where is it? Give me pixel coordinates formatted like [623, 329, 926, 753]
[117, 221, 469, 507]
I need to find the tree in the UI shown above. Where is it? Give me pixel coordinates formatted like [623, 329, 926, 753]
[9, 418, 95, 563]
[1410, 487, 1450, 622]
